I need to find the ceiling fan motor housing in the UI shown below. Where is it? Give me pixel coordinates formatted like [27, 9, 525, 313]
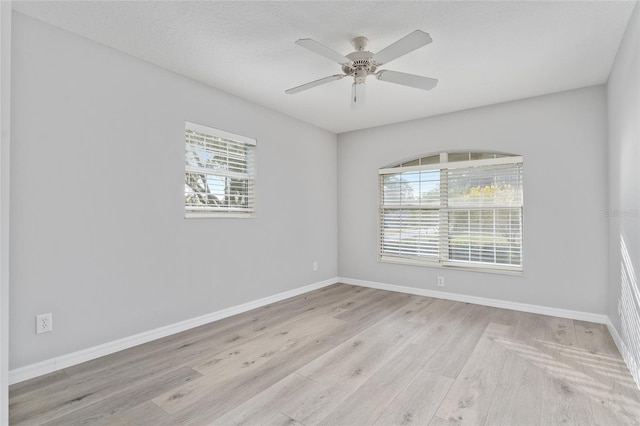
[343, 50, 377, 83]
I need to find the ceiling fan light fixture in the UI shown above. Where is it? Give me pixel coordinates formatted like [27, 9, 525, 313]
[353, 68, 368, 84]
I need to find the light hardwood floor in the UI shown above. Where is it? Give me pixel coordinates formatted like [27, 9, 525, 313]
[9, 284, 640, 425]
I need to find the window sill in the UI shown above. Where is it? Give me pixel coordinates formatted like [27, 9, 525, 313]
[185, 212, 256, 219]
[378, 256, 523, 276]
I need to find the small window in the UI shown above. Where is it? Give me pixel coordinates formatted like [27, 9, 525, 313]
[184, 122, 256, 218]
[379, 151, 523, 273]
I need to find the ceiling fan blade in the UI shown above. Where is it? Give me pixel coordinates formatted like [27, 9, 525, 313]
[285, 74, 345, 94]
[372, 30, 433, 66]
[376, 70, 438, 91]
[295, 38, 352, 65]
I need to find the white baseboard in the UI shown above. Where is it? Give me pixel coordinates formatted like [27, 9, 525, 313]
[607, 319, 627, 356]
[606, 319, 640, 391]
[339, 277, 609, 324]
[9, 277, 339, 385]
[607, 320, 628, 360]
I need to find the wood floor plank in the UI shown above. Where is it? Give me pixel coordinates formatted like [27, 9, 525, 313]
[42, 367, 201, 426]
[11, 334, 215, 420]
[190, 317, 343, 376]
[574, 320, 619, 355]
[373, 370, 453, 426]
[263, 412, 305, 426]
[491, 313, 594, 426]
[483, 350, 542, 426]
[152, 315, 347, 415]
[434, 323, 514, 425]
[481, 312, 570, 426]
[483, 305, 521, 326]
[407, 297, 457, 324]
[100, 401, 169, 426]
[315, 343, 429, 426]
[333, 288, 413, 323]
[538, 333, 640, 424]
[429, 416, 455, 426]
[529, 314, 633, 425]
[269, 374, 350, 425]
[315, 300, 481, 425]
[141, 288, 380, 420]
[158, 324, 368, 425]
[279, 298, 438, 425]
[10, 359, 200, 425]
[539, 376, 595, 425]
[8, 370, 69, 400]
[456, 304, 499, 329]
[210, 373, 311, 426]
[421, 324, 485, 379]
[296, 299, 431, 386]
[153, 291, 416, 425]
[411, 301, 474, 345]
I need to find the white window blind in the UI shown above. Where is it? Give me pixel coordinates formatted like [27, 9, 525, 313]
[379, 153, 523, 273]
[185, 122, 256, 218]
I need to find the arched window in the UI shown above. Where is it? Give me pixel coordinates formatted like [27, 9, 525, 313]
[379, 151, 523, 272]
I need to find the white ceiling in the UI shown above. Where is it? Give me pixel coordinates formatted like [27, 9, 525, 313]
[12, 1, 636, 134]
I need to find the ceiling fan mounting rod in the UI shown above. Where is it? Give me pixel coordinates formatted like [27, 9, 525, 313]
[351, 36, 368, 51]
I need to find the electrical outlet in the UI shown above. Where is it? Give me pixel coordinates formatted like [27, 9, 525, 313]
[36, 313, 53, 334]
[313, 261, 318, 272]
[437, 276, 445, 287]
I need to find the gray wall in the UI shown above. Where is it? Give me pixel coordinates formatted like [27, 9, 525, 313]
[10, 13, 338, 369]
[338, 85, 608, 314]
[607, 1, 640, 382]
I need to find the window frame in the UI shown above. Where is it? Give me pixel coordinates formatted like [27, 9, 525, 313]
[184, 121, 256, 219]
[378, 152, 524, 275]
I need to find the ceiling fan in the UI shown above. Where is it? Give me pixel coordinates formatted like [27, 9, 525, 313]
[285, 30, 438, 109]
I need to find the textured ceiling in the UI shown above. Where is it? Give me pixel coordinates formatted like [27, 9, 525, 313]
[12, 1, 636, 134]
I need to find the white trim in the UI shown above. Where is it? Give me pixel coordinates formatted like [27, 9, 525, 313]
[338, 277, 608, 324]
[379, 155, 523, 174]
[184, 212, 256, 219]
[0, 2, 11, 424]
[607, 319, 627, 356]
[378, 256, 523, 276]
[606, 319, 640, 392]
[9, 277, 338, 385]
[185, 121, 256, 146]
